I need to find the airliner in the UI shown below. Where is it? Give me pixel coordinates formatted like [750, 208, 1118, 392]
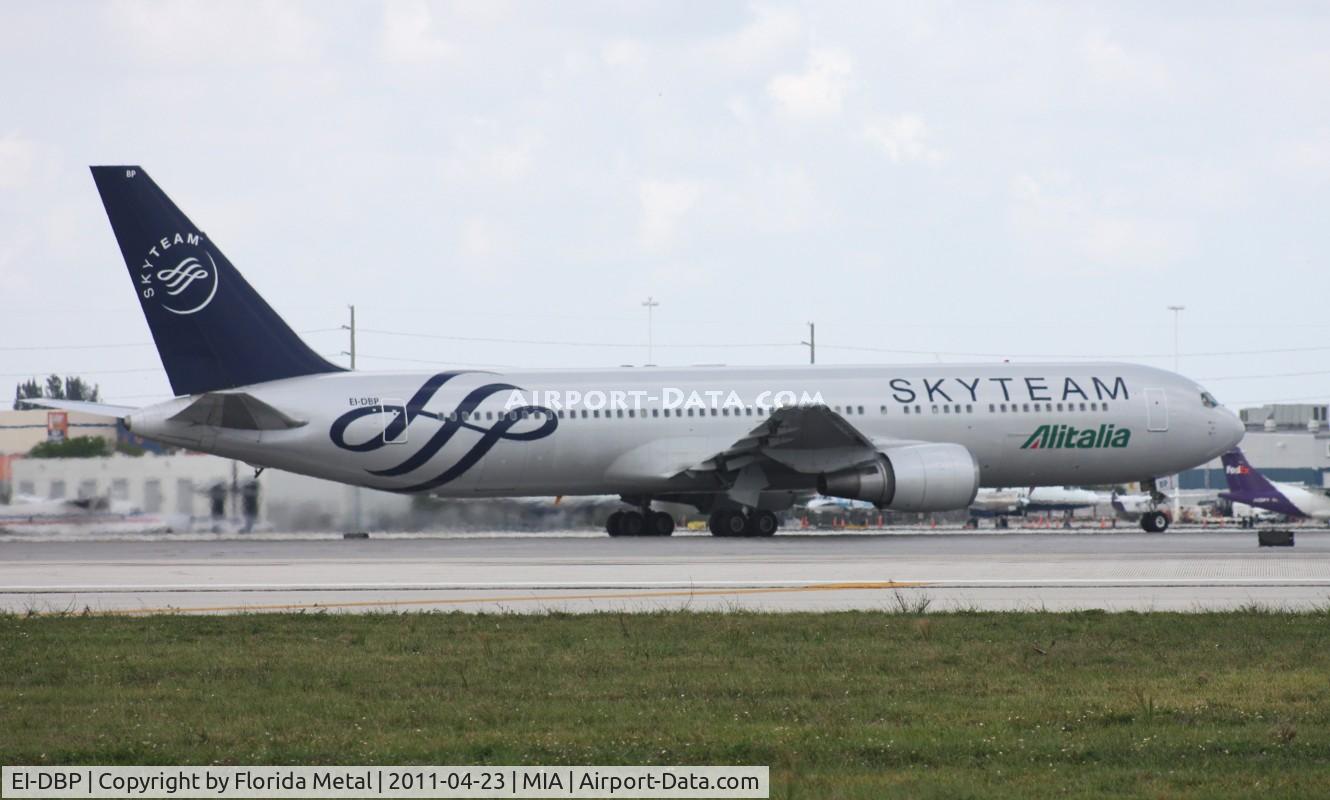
[32, 166, 1246, 537]
[1220, 448, 1330, 521]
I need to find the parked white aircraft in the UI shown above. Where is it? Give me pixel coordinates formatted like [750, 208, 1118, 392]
[0, 495, 175, 536]
[32, 167, 1245, 537]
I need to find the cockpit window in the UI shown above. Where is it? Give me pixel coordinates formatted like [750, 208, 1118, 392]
[1200, 391, 1219, 408]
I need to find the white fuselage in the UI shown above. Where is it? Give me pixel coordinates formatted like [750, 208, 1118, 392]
[125, 362, 1244, 505]
[1269, 483, 1330, 520]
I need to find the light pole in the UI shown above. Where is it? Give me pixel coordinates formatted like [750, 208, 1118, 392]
[1166, 304, 1185, 523]
[1167, 305, 1185, 372]
[801, 322, 816, 365]
[341, 304, 362, 533]
[642, 296, 659, 365]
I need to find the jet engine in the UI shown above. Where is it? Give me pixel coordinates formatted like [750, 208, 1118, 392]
[816, 443, 980, 512]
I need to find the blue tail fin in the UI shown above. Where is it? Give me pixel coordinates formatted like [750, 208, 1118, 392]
[91, 166, 343, 396]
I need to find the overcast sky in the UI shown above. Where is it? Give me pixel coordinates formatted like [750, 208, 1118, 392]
[2, 1, 1328, 409]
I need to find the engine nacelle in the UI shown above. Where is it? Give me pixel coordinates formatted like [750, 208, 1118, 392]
[816, 443, 980, 512]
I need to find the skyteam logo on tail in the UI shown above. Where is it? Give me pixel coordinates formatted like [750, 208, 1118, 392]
[1021, 424, 1131, 450]
[139, 232, 219, 315]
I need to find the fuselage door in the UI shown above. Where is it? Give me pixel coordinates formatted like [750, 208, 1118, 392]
[1145, 388, 1168, 432]
[381, 397, 408, 444]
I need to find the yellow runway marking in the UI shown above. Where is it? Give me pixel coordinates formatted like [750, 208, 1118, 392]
[39, 581, 931, 616]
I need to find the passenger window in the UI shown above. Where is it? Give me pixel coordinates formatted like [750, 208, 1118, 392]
[904, 405, 911, 415]
[988, 404, 995, 412]
[943, 405, 950, 414]
[1022, 403, 1029, 412]
[1079, 403, 1087, 411]
[1103, 403, 1110, 412]
[966, 404, 973, 413]
[915, 405, 922, 414]
[931, 405, 939, 414]
[1000, 404, 1006, 412]
[652, 409, 659, 418]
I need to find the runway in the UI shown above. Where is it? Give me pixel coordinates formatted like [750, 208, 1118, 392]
[3, 529, 1329, 614]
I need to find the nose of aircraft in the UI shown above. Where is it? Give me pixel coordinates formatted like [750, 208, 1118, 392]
[1219, 409, 1245, 451]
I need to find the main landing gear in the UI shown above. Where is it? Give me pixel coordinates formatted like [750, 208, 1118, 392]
[707, 509, 779, 537]
[606, 508, 675, 537]
[1139, 510, 1170, 533]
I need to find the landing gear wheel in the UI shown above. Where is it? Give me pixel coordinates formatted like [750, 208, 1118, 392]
[606, 511, 624, 537]
[646, 511, 675, 536]
[709, 510, 747, 537]
[620, 510, 645, 536]
[747, 510, 778, 537]
[1140, 511, 1169, 533]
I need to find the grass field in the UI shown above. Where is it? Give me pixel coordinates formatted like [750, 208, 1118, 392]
[3, 609, 1329, 798]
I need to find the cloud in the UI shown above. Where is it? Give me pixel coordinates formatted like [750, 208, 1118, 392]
[1008, 173, 1192, 272]
[767, 48, 852, 118]
[713, 5, 803, 67]
[863, 114, 944, 164]
[107, 0, 320, 64]
[602, 38, 648, 70]
[638, 179, 702, 249]
[0, 134, 38, 189]
[459, 216, 499, 260]
[1082, 31, 1170, 93]
[381, 0, 453, 64]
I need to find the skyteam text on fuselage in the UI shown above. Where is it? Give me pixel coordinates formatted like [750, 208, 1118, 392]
[33, 166, 1246, 537]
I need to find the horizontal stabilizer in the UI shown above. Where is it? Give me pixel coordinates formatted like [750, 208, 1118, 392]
[169, 392, 307, 430]
[16, 398, 138, 419]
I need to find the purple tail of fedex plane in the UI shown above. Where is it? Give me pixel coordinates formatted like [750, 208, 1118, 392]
[1220, 449, 1277, 497]
[1219, 448, 1302, 516]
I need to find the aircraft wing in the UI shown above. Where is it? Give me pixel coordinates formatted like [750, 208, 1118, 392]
[602, 405, 881, 485]
[16, 398, 139, 418]
[689, 404, 881, 475]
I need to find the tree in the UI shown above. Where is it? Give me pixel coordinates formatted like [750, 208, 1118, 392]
[28, 436, 111, 459]
[62, 376, 100, 402]
[13, 374, 101, 410]
[13, 378, 42, 410]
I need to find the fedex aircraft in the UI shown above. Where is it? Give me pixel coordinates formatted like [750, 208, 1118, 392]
[1220, 449, 1330, 521]
[33, 166, 1245, 537]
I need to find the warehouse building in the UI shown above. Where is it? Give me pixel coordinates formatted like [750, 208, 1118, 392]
[1181, 404, 1329, 489]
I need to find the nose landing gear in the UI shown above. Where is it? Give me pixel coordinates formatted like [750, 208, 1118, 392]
[1138, 478, 1172, 533]
[1140, 510, 1170, 533]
